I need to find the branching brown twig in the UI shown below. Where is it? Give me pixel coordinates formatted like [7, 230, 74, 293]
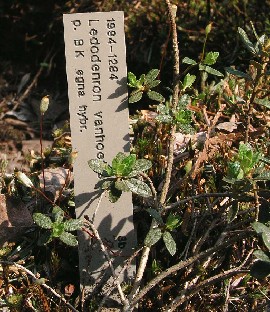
[159, 1, 180, 207]
[128, 231, 253, 309]
[165, 250, 253, 311]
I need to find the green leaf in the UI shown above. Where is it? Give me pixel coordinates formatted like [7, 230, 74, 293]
[101, 180, 114, 190]
[156, 104, 173, 123]
[253, 171, 270, 180]
[204, 66, 224, 77]
[147, 90, 165, 102]
[262, 231, 270, 250]
[63, 219, 83, 232]
[129, 90, 143, 103]
[127, 72, 138, 87]
[145, 69, 159, 84]
[260, 157, 270, 165]
[225, 67, 252, 80]
[147, 79, 160, 89]
[33, 213, 53, 229]
[253, 250, 270, 263]
[59, 231, 78, 246]
[52, 206, 64, 223]
[163, 231, 177, 256]
[144, 227, 162, 247]
[112, 153, 136, 176]
[255, 98, 270, 109]
[88, 159, 110, 176]
[125, 178, 152, 197]
[147, 208, 164, 225]
[165, 214, 181, 231]
[139, 74, 145, 85]
[227, 161, 243, 180]
[108, 184, 122, 203]
[238, 27, 257, 55]
[252, 221, 270, 234]
[121, 154, 137, 176]
[37, 231, 52, 246]
[178, 94, 191, 108]
[115, 179, 130, 192]
[203, 52, 219, 65]
[52, 222, 65, 237]
[182, 73, 196, 91]
[128, 159, 152, 177]
[250, 260, 270, 279]
[182, 57, 197, 65]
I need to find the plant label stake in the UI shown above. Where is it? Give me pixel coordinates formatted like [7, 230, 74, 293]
[63, 12, 135, 307]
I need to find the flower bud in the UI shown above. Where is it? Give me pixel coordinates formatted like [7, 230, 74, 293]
[15, 171, 34, 188]
[40, 95, 50, 114]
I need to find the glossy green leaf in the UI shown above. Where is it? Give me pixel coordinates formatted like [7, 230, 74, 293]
[163, 231, 176, 256]
[125, 178, 152, 197]
[115, 179, 130, 192]
[128, 159, 152, 177]
[129, 90, 143, 103]
[178, 94, 191, 108]
[253, 171, 270, 180]
[182, 57, 197, 65]
[203, 51, 219, 65]
[252, 221, 270, 234]
[238, 27, 257, 55]
[253, 250, 270, 263]
[127, 72, 138, 87]
[204, 66, 224, 77]
[147, 90, 165, 102]
[147, 208, 164, 225]
[255, 98, 270, 109]
[52, 206, 64, 223]
[52, 222, 65, 237]
[225, 67, 252, 80]
[227, 161, 243, 180]
[262, 231, 270, 250]
[182, 73, 196, 91]
[147, 79, 160, 89]
[37, 231, 52, 246]
[101, 180, 114, 190]
[63, 219, 83, 232]
[165, 214, 181, 231]
[144, 227, 162, 247]
[108, 184, 122, 203]
[250, 260, 270, 279]
[59, 232, 78, 246]
[112, 153, 136, 176]
[33, 213, 53, 229]
[88, 159, 110, 176]
[145, 69, 159, 83]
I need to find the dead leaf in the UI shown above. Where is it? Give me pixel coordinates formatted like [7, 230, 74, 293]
[0, 194, 33, 246]
[216, 122, 241, 132]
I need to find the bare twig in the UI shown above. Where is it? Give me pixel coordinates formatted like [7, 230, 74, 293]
[0, 261, 79, 312]
[128, 231, 252, 309]
[165, 250, 253, 311]
[159, 1, 180, 206]
[165, 192, 232, 210]
[98, 247, 143, 311]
